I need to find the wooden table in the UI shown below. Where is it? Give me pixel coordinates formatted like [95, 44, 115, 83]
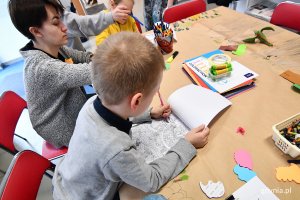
[152, 6, 300, 200]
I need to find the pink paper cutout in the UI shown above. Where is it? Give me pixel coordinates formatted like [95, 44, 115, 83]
[234, 150, 253, 170]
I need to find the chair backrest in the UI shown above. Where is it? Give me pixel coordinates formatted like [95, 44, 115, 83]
[0, 91, 68, 161]
[0, 91, 27, 154]
[163, 0, 206, 23]
[0, 150, 54, 200]
[270, 1, 300, 32]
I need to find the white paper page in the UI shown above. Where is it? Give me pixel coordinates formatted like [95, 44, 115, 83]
[232, 176, 280, 200]
[167, 84, 232, 129]
[186, 60, 259, 94]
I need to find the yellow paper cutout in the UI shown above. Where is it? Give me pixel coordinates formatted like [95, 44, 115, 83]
[276, 163, 300, 184]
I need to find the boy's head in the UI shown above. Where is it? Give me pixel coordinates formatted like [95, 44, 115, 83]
[92, 32, 164, 115]
[8, 0, 64, 40]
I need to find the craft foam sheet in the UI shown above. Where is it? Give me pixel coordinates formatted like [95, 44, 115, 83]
[234, 165, 256, 182]
[143, 194, 167, 200]
[199, 181, 225, 198]
[276, 163, 300, 184]
[232, 44, 246, 56]
[234, 150, 253, 170]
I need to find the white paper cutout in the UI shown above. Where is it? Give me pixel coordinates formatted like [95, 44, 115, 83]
[199, 181, 225, 198]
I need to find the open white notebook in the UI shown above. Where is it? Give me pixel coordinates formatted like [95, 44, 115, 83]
[131, 84, 232, 163]
[168, 84, 232, 128]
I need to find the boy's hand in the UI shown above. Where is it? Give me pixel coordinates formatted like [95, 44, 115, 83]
[185, 124, 209, 148]
[150, 104, 171, 119]
[111, 5, 131, 24]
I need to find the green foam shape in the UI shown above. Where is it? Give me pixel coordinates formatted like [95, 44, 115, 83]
[165, 63, 171, 70]
[180, 175, 189, 181]
[232, 44, 246, 56]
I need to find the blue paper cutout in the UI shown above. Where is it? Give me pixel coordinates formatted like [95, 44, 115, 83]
[143, 194, 167, 200]
[234, 164, 256, 182]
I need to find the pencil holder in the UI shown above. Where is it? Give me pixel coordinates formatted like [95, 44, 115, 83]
[155, 36, 174, 54]
[272, 113, 300, 158]
[153, 22, 174, 55]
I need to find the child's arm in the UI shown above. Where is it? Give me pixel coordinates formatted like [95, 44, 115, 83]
[63, 10, 113, 39]
[102, 137, 197, 193]
[63, 5, 130, 38]
[102, 125, 209, 192]
[185, 124, 210, 148]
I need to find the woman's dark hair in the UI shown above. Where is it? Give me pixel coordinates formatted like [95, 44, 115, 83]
[8, 0, 64, 40]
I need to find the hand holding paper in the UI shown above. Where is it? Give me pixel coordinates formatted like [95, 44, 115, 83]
[185, 124, 210, 148]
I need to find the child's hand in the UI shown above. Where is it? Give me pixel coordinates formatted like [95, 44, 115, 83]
[150, 104, 171, 119]
[111, 5, 131, 24]
[185, 124, 209, 148]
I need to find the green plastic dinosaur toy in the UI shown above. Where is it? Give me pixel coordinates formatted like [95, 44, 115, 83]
[243, 27, 275, 46]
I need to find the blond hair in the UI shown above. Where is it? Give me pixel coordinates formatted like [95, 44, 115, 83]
[92, 32, 164, 105]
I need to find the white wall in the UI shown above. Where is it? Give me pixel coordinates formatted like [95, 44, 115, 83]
[0, 0, 29, 64]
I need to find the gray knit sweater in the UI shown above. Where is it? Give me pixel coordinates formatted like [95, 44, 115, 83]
[52, 96, 197, 200]
[20, 43, 93, 148]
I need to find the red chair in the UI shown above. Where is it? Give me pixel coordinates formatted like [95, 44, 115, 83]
[163, 0, 206, 23]
[0, 91, 67, 160]
[0, 150, 54, 200]
[0, 91, 26, 154]
[270, 1, 300, 33]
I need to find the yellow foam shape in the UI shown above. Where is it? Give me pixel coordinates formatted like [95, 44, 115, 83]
[276, 163, 300, 184]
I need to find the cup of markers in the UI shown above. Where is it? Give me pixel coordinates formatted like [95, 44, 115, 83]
[153, 21, 174, 54]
